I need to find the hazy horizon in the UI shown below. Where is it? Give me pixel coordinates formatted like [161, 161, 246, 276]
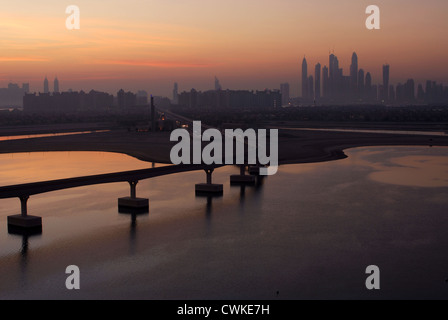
[1, 0, 448, 97]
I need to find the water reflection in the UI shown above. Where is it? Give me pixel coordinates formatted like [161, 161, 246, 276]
[118, 207, 149, 256]
[0, 151, 160, 186]
[343, 146, 448, 187]
[11, 232, 42, 290]
[1, 147, 448, 299]
[0, 130, 110, 142]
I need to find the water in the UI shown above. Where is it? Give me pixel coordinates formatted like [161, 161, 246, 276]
[279, 127, 448, 136]
[0, 130, 110, 142]
[0, 147, 448, 299]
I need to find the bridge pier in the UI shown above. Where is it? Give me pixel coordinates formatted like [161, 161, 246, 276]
[248, 164, 267, 176]
[7, 195, 42, 233]
[195, 168, 223, 196]
[230, 165, 256, 185]
[118, 181, 149, 210]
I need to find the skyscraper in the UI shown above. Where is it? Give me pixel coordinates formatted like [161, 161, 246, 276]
[382, 64, 390, 101]
[22, 83, 30, 93]
[322, 66, 329, 98]
[358, 69, 365, 92]
[404, 79, 415, 101]
[43, 77, 49, 94]
[280, 83, 290, 106]
[315, 63, 321, 101]
[302, 57, 308, 100]
[350, 52, 358, 93]
[173, 82, 179, 104]
[308, 76, 314, 102]
[329, 54, 335, 96]
[365, 72, 372, 100]
[214, 77, 222, 91]
[54, 77, 59, 93]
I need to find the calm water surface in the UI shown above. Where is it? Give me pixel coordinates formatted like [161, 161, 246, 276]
[0, 147, 448, 299]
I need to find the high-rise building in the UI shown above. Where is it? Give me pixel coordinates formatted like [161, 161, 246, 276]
[350, 52, 358, 93]
[54, 77, 60, 93]
[322, 66, 329, 98]
[22, 83, 30, 93]
[308, 76, 314, 102]
[389, 85, 395, 101]
[173, 82, 179, 104]
[280, 83, 290, 106]
[382, 64, 390, 101]
[404, 79, 415, 101]
[315, 63, 321, 101]
[214, 77, 222, 91]
[43, 77, 49, 93]
[136, 90, 148, 105]
[365, 72, 372, 100]
[329, 54, 335, 81]
[358, 69, 365, 92]
[417, 84, 425, 101]
[302, 57, 308, 100]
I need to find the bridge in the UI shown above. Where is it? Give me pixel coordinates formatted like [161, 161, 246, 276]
[0, 104, 264, 234]
[0, 162, 261, 234]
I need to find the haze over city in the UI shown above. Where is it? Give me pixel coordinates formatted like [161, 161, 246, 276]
[1, 0, 448, 96]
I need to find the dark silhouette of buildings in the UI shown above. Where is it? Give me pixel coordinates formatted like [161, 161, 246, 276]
[215, 77, 222, 91]
[43, 77, 49, 94]
[315, 63, 321, 101]
[136, 90, 148, 105]
[54, 77, 60, 93]
[117, 89, 137, 108]
[301, 57, 308, 101]
[382, 64, 390, 102]
[178, 88, 281, 109]
[350, 52, 358, 95]
[173, 82, 179, 104]
[280, 83, 290, 106]
[24, 90, 114, 114]
[322, 65, 329, 98]
[0, 83, 29, 108]
[358, 69, 365, 96]
[299, 51, 448, 105]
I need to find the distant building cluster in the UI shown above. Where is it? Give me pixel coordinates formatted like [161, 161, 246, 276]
[23, 77, 153, 114]
[177, 88, 281, 109]
[301, 52, 448, 105]
[0, 83, 29, 107]
[175, 78, 281, 109]
[24, 90, 114, 114]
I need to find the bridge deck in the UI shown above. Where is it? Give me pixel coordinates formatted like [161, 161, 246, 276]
[0, 164, 224, 199]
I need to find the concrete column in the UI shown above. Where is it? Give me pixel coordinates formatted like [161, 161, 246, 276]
[230, 164, 256, 185]
[118, 180, 149, 211]
[129, 181, 138, 199]
[8, 195, 42, 232]
[20, 196, 29, 217]
[195, 167, 223, 196]
[206, 169, 214, 185]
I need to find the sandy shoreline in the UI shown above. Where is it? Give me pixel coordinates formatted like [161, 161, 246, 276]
[1, 127, 448, 168]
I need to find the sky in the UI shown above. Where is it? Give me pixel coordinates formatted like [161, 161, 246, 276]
[0, 0, 447, 97]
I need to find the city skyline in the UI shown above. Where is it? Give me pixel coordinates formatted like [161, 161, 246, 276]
[0, 0, 447, 97]
[4, 49, 447, 104]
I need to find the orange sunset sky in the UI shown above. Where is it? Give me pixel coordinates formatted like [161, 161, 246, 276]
[1, 0, 447, 97]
